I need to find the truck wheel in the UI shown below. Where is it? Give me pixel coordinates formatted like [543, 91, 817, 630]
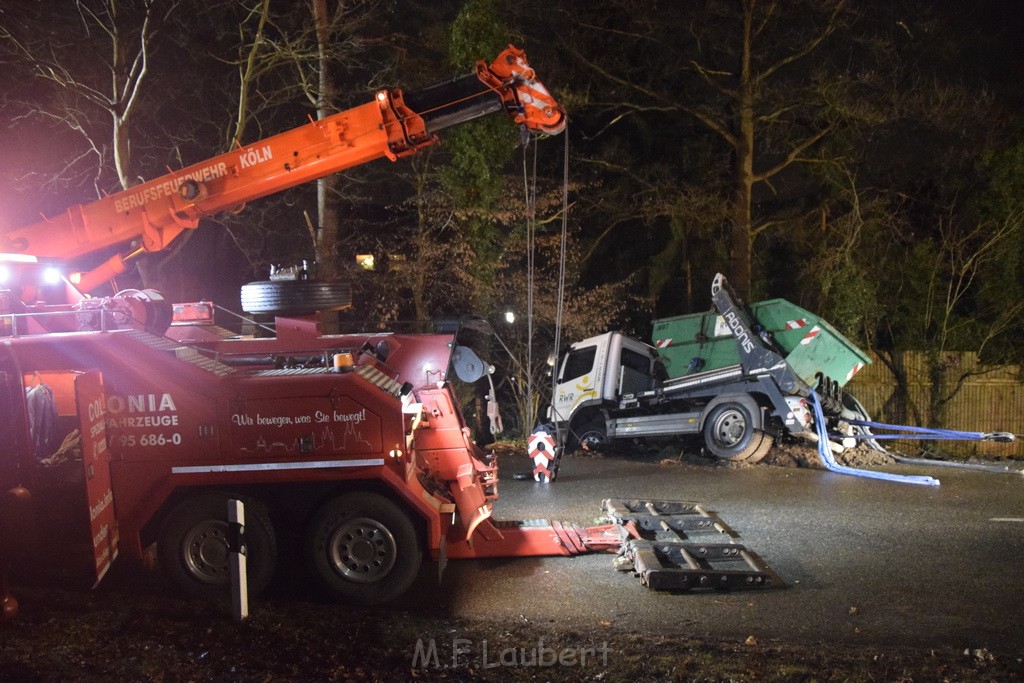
[745, 431, 775, 464]
[577, 421, 608, 452]
[157, 493, 278, 600]
[703, 401, 761, 460]
[568, 414, 607, 452]
[240, 280, 352, 316]
[305, 492, 421, 605]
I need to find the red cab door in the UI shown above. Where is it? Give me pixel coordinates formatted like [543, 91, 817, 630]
[75, 370, 119, 586]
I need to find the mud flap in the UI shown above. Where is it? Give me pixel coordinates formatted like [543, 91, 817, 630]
[604, 499, 777, 591]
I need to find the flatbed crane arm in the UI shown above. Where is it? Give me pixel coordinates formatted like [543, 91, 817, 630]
[0, 46, 565, 291]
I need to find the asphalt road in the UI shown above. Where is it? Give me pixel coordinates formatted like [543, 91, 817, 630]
[405, 453, 1024, 653]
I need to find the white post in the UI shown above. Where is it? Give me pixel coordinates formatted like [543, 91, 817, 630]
[227, 499, 249, 621]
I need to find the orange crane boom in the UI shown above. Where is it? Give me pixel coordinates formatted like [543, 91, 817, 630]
[0, 46, 565, 291]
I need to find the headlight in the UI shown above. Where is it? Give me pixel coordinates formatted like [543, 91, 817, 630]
[43, 267, 62, 285]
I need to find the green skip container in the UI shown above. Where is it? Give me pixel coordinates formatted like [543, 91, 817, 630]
[651, 299, 871, 387]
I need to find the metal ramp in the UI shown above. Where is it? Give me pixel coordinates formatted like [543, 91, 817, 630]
[604, 499, 778, 592]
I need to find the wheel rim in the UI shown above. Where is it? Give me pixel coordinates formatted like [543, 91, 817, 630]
[183, 519, 230, 585]
[327, 517, 397, 583]
[710, 407, 748, 449]
[580, 430, 606, 450]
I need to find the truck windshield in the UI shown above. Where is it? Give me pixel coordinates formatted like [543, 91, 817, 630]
[561, 346, 596, 382]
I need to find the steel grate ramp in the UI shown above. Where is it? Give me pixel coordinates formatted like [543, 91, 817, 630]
[604, 498, 778, 592]
[354, 364, 405, 397]
[121, 330, 233, 376]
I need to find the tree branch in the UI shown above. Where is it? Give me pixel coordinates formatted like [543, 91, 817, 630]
[688, 59, 738, 98]
[753, 124, 832, 182]
[754, 0, 848, 85]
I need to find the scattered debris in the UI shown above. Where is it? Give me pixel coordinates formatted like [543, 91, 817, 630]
[967, 648, 995, 664]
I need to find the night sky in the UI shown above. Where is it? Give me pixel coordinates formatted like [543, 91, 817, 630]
[1, 0, 1023, 320]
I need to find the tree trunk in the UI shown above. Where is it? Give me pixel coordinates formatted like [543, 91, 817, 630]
[731, 149, 754, 302]
[730, 0, 757, 302]
[312, 0, 341, 332]
[313, 0, 340, 281]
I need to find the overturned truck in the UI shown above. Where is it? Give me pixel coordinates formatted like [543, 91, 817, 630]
[549, 274, 872, 462]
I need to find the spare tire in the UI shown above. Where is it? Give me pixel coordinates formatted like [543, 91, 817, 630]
[240, 280, 352, 316]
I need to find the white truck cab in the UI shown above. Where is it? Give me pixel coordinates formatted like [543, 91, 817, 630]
[548, 331, 698, 452]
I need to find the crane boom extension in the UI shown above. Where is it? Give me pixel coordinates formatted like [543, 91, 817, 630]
[0, 46, 565, 291]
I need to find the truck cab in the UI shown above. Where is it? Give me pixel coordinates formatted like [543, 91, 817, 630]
[0, 343, 115, 588]
[548, 327, 792, 460]
[549, 332, 661, 449]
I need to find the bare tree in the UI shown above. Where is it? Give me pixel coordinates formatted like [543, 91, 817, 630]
[1, 1, 179, 195]
[922, 210, 1024, 426]
[562, 0, 866, 299]
[210, 0, 381, 279]
[492, 227, 644, 435]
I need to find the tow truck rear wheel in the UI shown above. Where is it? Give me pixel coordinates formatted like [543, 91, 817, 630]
[304, 492, 421, 605]
[157, 492, 278, 600]
[703, 400, 763, 461]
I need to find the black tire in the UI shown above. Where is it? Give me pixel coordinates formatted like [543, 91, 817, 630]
[703, 401, 762, 460]
[572, 414, 608, 452]
[240, 280, 352, 316]
[745, 431, 775, 464]
[304, 492, 421, 605]
[157, 492, 278, 600]
[109, 288, 174, 333]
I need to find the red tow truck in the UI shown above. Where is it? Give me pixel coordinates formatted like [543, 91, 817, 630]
[0, 47, 773, 619]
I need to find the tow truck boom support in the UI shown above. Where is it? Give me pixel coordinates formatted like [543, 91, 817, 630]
[0, 46, 565, 291]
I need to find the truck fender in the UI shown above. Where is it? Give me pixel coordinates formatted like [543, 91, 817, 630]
[698, 393, 764, 432]
[554, 395, 606, 426]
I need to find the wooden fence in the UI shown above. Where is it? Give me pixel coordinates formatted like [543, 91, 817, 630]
[846, 351, 1024, 459]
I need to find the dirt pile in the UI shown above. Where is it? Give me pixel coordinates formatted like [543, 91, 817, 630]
[653, 440, 896, 470]
[761, 441, 896, 469]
